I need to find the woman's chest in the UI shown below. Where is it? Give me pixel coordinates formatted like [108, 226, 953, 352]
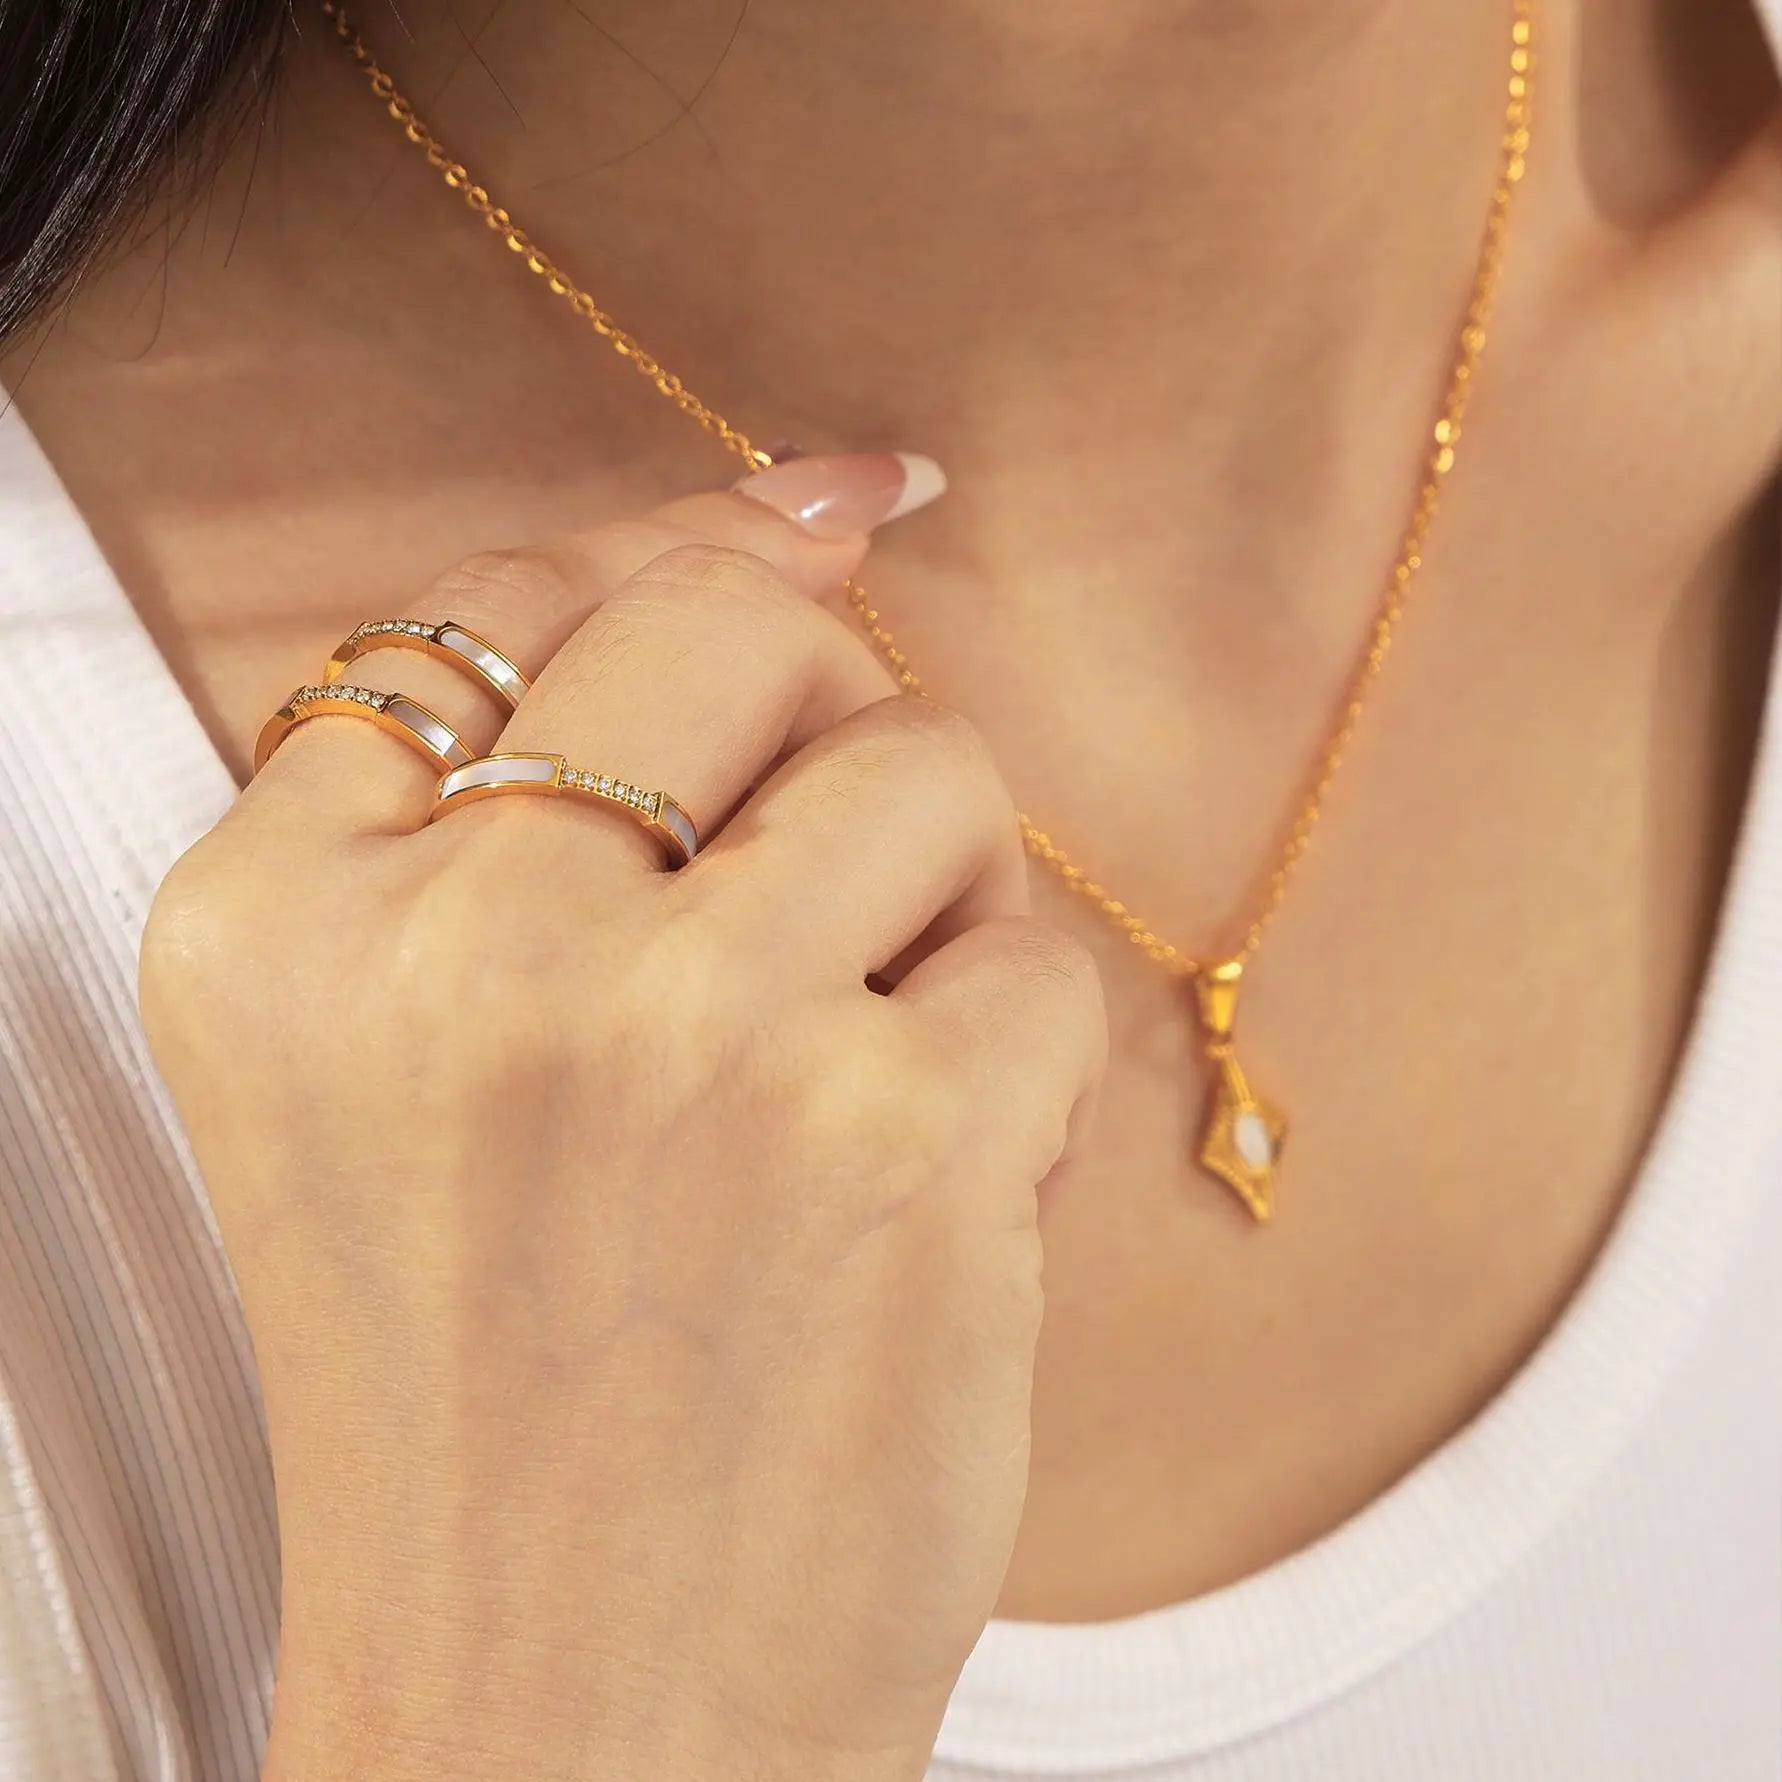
[997, 513, 1781, 1622]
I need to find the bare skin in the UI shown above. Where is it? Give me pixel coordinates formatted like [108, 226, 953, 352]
[9, 0, 1782, 1635]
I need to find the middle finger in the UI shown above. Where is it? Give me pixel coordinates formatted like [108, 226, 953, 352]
[459, 541, 901, 871]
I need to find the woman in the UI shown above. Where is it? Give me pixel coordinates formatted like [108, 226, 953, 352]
[1, 0, 1778, 1776]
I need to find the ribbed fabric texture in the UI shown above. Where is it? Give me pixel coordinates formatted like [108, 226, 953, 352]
[0, 410, 276, 1780]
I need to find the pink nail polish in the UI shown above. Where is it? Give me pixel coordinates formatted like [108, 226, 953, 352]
[733, 451, 947, 540]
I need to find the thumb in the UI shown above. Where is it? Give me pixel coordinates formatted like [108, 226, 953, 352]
[650, 451, 948, 599]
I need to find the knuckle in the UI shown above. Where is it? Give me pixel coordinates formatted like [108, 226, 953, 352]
[867, 696, 1007, 798]
[885, 1017, 979, 1141]
[900, 1043, 982, 1152]
[995, 918, 1101, 999]
[393, 847, 558, 1001]
[428, 544, 583, 623]
[139, 840, 231, 1016]
[624, 540, 803, 619]
[140, 831, 282, 993]
[998, 922, 1110, 1067]
[140, 832, 343, 1053]
[373, 876, 573, 1082]
[391, 852, 736, 1073]
[603, 541, 821, 676]
[607, 897, 743, 1031]
[795, 1018, 976, 1180]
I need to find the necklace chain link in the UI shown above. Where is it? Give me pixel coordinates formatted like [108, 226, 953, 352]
[322, 0, 1533, 980]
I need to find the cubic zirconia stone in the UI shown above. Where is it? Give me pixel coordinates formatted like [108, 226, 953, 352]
[598, 776, 612, 794]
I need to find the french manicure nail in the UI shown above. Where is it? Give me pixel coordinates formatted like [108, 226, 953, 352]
[733, 451, 947, 540]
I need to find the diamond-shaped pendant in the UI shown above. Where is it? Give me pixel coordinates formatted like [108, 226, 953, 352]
[1199, 1054, 1287, 1221]
[1192, 961, 1286, 1222]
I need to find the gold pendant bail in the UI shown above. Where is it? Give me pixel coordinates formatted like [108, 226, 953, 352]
[1194, 958, 1246, 1045]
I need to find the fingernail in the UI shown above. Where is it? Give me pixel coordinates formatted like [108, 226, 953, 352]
[733, 451, 947, 540]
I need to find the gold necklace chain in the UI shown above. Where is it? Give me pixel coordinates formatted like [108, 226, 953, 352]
[320, 0, 1533, 1217]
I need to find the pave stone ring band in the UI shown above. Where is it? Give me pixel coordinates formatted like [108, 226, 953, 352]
[429, 753, 699, 867]
[253, 683, 476, 775]
[326, 617, 531, 710]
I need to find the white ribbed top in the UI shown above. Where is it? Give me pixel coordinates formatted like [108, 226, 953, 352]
[5, 187, 1782, 1777]
[0, 409, 274, 1781]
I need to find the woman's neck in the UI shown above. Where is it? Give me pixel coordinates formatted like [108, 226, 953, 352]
[347, 2, 1505, 405]
[10, 0, 1766, 747]
[253, 0, 1517, 621]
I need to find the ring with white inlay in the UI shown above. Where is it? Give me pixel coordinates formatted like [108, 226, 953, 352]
[252, 684, 476, 776]
[326, 618, 531, 710]
[428, 753, 700, 868]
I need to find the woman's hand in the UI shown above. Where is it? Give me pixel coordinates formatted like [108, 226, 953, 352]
[140, 455, 1107, 1782]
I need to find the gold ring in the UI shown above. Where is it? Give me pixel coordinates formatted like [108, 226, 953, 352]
[253, 684, 477, 776]
[326, 617, 530, 709]
[428, 752, 699, 867]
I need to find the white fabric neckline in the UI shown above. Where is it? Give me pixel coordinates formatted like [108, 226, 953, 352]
[5, 394, 1780, 1775]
